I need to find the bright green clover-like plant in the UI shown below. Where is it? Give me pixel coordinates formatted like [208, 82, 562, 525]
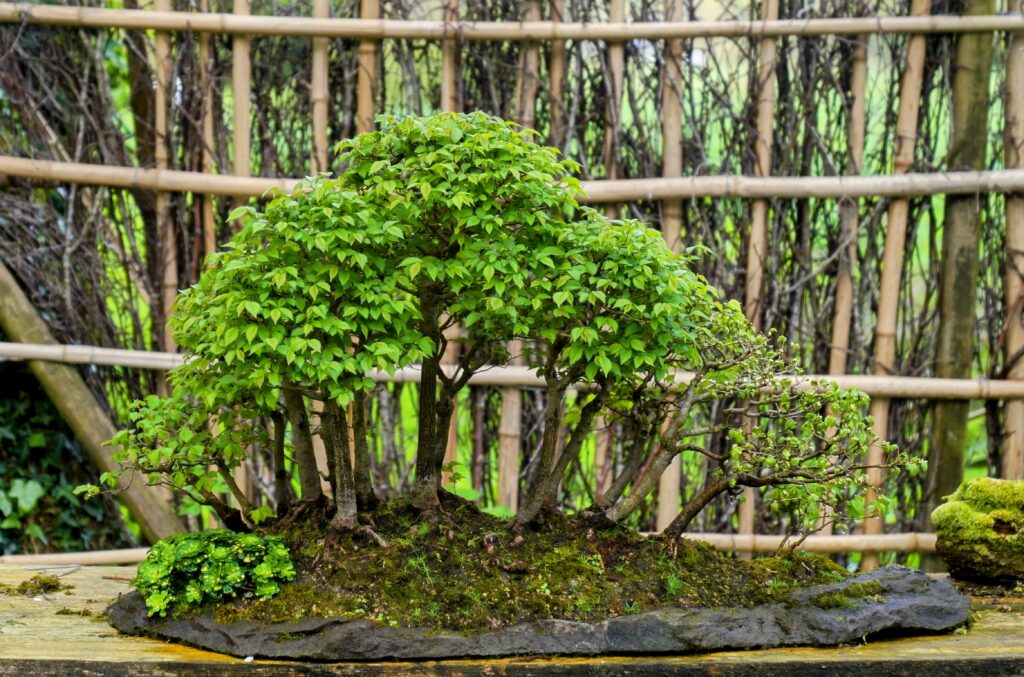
[81, 111, 918, 547]
[133, 529, 295, 617]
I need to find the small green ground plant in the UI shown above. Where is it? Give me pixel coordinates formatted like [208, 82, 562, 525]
[83, 112, 918, 625]
[133, 530, 295, 617]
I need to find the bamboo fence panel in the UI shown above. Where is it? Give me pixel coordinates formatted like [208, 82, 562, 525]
[655, 0, 685, 533]
[2, 4, 1021, 40]
[738, 0, 780, 546]
[356, 0, 379, 134]
[863, 0, 930, 572]
[3, 154, 1023, 201]
[311, 0, 329, 173]
[3, 0, 1023, 553]
[1004, 0, 1024, 481]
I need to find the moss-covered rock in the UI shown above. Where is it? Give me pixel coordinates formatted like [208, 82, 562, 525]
[932, 477, 1024, 582]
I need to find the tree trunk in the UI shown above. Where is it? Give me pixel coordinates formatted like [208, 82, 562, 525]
[515, 388, 606, 526]
[283, 389, 323, 501]
[591, 422, 653, 511]
[271, 411, 292, 515]
[523, 380, 568, 506]
[924, 0, 996, 528]
[663, 476, 730, 539]
[324, 400, 358, 531]
[352, 392, 380, 511]
[410, 355, 442, 511]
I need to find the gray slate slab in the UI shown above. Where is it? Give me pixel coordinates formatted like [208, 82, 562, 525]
[107, 565, 969, 661]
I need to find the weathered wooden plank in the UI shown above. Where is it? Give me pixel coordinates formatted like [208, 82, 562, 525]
[1, 564, 1022, 675]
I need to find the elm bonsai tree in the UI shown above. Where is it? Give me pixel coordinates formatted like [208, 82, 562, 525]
[92, 112, 914, 547]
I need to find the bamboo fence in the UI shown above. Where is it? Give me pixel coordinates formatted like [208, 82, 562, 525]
[2, 0, 1024, 559]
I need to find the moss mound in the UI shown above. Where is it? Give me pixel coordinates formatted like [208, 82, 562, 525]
[212, 492, 849, 632]
[932, 477, 1024, 582]
[0, 573, 71, 597]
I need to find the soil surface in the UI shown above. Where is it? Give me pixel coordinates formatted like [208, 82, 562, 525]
[215, 492, 854, 632]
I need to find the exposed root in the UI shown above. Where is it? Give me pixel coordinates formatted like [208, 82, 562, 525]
[278, 496, 327, 530]
[359, 525, 388, 548]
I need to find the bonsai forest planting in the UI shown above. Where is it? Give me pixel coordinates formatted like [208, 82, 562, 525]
[84, 113, 933, 652]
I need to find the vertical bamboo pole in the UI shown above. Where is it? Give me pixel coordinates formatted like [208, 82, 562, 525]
[656, 0, 684, 533]
[828, 36, 867, 379]
[199, 0, 217, 260]
[514, 1, 541, 130]
[441, 0, 459, 113]
[821, 33, 868, 536]
[498, 375, 521, 512]
[738, 0, 779, 542]
[862, 0, 930, 571]
[438, 0, 460, 481]
[357, 0, 380, 134]
[603, 0, 625, 220]
[231, 0, 253, 498]
[1005, 0, 1024, 481]
[232, 0, 251, 180]
[154, 0, 176, 355]
[496, 0, 543, 508]
[549, 0, 566, 149]
[311, 0, 329, 173]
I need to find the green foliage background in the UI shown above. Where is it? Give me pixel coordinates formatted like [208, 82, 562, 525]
[0, 357, 134, 554]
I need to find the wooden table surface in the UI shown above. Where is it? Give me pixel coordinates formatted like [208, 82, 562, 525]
[1, 563, 1022, 676]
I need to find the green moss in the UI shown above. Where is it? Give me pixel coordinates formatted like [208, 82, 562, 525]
[932, 478, 1024, 581]
[0, 574, 71, 597]
[810, 580, 885, 610]
[210, 492, 853, 632]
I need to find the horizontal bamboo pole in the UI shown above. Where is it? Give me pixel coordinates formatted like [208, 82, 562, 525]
[679, 532, 937, 553]
[0, 548, 150, 566]
[0, 341, 183, 369]
[5, 341, 1024, 399]
[1, 4, 1021, 40]
[0, 532, 935, 562]
[0, 156, 297, 197]
[3, 155, 1024, 202]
